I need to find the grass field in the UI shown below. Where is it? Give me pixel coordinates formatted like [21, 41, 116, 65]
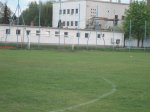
[0, 49, 150, 112]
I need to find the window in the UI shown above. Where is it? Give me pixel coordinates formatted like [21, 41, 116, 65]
[71, 9, 74, 14]
[67, 21, 69, 26]
[75, 21, 78, 26]
[116, 39, 120, 44]
[63, 21, 65, 26]
[102, 34, 105, 37]
[6, 29, 10, 34]
[97, 34, 101, 38]
[26, 30, 30, 35]
[114, 15, 118, 25]
[76, 32, 80, 37]
[16, 29, 21, 35]
[63, 9, 66, 14]
[55, 31, 60, 37]
[67, 9, 70, 14]
[85, 33, 89, 38]
[122, 16, 125, 20]
[76, 9, 78, 14]
[115, 15, 118, 19]
[71, 21, 73, 26]
[64, 32, 68, 37]
[36, 30, 40, 36]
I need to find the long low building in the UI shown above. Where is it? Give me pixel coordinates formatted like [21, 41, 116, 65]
[0, 25, 125, 47]
[0, 25, 150, 48]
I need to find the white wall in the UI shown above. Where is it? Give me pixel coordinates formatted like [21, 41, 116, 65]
[0, 25, 124, 47]
[125, 38, 150, 47]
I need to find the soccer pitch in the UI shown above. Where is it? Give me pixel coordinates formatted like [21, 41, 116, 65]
[0, 49, 150, 112]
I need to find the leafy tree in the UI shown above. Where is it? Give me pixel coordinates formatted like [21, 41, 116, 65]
[1, 4, 11, 24]
[20, 1, 52, 26]
[20, 1, 39, 25]
[123, 1, 150, 47]
[40, 1, 53, 26]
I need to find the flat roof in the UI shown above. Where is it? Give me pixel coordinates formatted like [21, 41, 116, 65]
[53, 0, 129, 5]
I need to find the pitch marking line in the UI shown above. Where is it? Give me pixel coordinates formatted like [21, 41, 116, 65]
[49, 77, 117, 112]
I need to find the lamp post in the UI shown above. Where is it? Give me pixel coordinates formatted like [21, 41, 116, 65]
[129, 19, 132, 52]
[59, 0, 62, 46]
[38, 0, 41, 48]
[144, 20, 147, 51]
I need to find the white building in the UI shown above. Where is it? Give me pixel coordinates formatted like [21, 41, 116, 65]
[53, 0, 129, 29]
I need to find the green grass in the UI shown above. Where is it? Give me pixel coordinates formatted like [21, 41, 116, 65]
[0, 49, 150, 112]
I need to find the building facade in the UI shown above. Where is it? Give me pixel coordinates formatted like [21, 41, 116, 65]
[53, 0, 129, 29]
[0, 24, 125, 47]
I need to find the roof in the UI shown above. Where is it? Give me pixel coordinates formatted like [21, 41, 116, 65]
[53, 0, 129, 5]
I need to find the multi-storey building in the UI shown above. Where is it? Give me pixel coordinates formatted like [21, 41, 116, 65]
[53, 0, 129, 29]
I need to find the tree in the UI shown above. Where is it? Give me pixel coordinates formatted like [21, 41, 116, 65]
[123, 1, 150, 47]
[20, 1, 39, 25]
[1, 4, 11, 24]
[40, 1, 53, 26]
[20, 1, 53, 26]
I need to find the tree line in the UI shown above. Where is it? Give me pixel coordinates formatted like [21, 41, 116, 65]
[0, 1, 53, 27]
[20, 1, 52, 26]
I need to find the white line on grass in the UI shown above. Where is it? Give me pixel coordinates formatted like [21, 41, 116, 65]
[49, 77, 117, 112]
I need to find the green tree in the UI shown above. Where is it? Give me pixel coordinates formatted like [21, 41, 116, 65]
[20, 1, 52, 26]
[40, 1, 52, 26]
[123, 1, 150, 47]
[20, 1, 39, 25]
[1, 4, 11, 24]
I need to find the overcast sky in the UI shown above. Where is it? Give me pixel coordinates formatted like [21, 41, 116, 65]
[1, 0, 144, 14]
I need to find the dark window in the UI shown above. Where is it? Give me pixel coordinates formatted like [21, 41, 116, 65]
[75, 21, 78, 26]
[114, 15, 118, 25]
[76, 9, 78, 14]
[67, 21, 69, 26]
[116, 39, 120, 44]
[64, 32, 68, 37]
[76, 32, 80, 37]
[67, 9, 70, 14]
[71, 21, 73, 26]
[6, 29, 10, 34]
[115, 15, 118, 19]
[85, 33, 89, 38]
[26, 30, 30, 35]
[102, 34, 105, 37]
[122, 16, 125, 20]
[16, 29, 21, 35]
[97, 34, 101, 38]
[63, 9, 66, 14]
[55, 31, 60, 37]
[71, 9, 74, 14]
[36, 30, 40, 36]
[63, 21, 65, 26]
